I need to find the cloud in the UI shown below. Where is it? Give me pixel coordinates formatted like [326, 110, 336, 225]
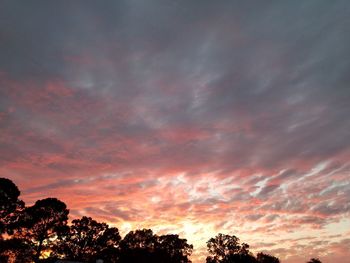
[1, 1, 350, 262]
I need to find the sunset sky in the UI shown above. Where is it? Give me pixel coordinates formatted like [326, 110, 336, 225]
[1, 1, 350, 262]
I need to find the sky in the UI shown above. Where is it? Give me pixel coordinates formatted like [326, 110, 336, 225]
[0, 1, 350, 262]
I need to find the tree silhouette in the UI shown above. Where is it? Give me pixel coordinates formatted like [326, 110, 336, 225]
[119, 229, 159, 262]
[256, 252, 280, 263]
[206, 233, 240, 262]
[157, 234, 193, 263]
[0, 177, 24, 237]
[119, 229, 193, 263]
[93, 226, 122, 262]
[121, 229, 157, 250]
[0, 237, 32, 262]
[0, 178, 28, 262]
[223, 254, 257, 263]
[307, 258, 322, 263]
[55, 216, 121, 262]
[206, 233, 256, 263]
[19, 198, 69, 262]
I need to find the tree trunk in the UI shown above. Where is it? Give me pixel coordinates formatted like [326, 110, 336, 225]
[34, 239, 43, 263]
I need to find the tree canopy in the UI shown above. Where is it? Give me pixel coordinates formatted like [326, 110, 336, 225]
[0, 177, 24, 237]
[206, 233, 256, 263]
[307, 258, 322, 263]
[18, 198, 69, 262]
[257, 252, 280, 263]
[54, 216, 121, 262]
[119, 229, 193, 263]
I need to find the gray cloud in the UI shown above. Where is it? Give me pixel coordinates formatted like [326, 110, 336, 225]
[1, 1, 349, 173]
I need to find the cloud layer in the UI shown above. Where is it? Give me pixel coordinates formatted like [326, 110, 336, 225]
[1, 1, 349, 262]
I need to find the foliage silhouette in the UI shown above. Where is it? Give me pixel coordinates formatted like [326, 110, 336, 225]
[19, 198, 69, 262]
[157, 234, 193, 263]
[0, 177, 24, 237]
[206, 233, 255, 263]
[256, 252, 280, 263]
[0, 237, 32, 263]
[119, 228, 159, 262]
[119, 229, 193, 263]
[54, 216, 121, 262]
[307, 258, 322, 263]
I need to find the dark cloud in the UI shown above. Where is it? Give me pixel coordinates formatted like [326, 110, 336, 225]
[1, 0, 349, 172]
